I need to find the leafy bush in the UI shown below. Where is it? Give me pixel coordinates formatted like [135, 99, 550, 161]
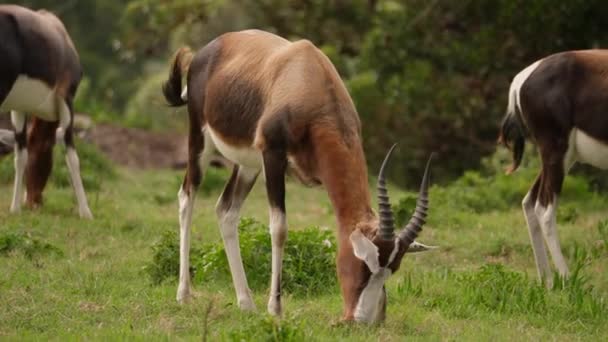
[0, 139, 115, 191]
[145, 217, 337, 296]
[392, 149, 597, 221]
[0, 232, 63, 259]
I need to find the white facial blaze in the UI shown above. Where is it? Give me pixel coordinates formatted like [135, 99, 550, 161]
[354, 269, 391, 323]
[349, 230, 401, 323]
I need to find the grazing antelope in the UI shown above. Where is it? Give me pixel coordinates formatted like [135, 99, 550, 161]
[162, 30, 434, 323]
[0, 5, 92, 218]
[499, 50, 608, 286]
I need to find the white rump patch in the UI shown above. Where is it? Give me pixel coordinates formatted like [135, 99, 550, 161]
[0, 75, 59, 121]
[508, 60, 542, 116]
[207, 127, 263, 170]
[569, 129, 608, 170]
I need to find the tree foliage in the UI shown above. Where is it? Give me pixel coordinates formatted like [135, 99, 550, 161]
[14, 0, 608, 185]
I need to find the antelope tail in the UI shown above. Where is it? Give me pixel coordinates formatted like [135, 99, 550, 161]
[162, 47, 193, 107]
[498, 81, 527, 174]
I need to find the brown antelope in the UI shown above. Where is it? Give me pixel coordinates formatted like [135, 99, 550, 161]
[162, 30, 434, 323]
[499, 50, 608, 286]
[0, 5, 92, 218]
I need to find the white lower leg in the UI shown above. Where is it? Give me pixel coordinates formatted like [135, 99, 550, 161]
[65, 147, 93, 219]
[268, 207, 287, 316]
[10, 147, 27, 213]
[220, 211, 256, 310]
[177, 187, 195, 303]
[536, 199, 570, 278]
[522, 192, 552, 284]
[218, 209, 256, 310]
[10, 111, 26, 213]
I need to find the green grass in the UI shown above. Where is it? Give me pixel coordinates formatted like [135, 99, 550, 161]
[0, 147, 607, 340]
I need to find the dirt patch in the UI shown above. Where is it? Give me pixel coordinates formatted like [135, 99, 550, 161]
[84, 123, 188, 169]
[1, 115, 189, 169]
[0, 116, 234, 170]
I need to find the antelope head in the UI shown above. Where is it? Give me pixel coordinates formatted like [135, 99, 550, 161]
[346, 145, 434, 323]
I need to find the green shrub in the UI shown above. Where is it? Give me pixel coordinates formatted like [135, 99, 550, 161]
[391, 149, 597, 220]
[145, 217, 337, 296]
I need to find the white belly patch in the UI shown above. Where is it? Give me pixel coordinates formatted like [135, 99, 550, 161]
[571, 129, 608, 169]
[207, 127, 263, 170]
[0, 75, 59, 121]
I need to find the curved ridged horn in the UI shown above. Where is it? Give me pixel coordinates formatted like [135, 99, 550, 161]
[398, 153, 434, 247]
[377, 144, 398, 240]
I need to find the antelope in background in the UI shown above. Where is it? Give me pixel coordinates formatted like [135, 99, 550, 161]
[163, 30, 435, 323]
[0, 5, 92, 218]
[500, 50, 608, 286]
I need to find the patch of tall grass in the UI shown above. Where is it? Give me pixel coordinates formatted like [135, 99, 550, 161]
[145, 217, 337, 296]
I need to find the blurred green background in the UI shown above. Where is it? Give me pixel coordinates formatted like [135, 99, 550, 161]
[14, 0, 608, 186]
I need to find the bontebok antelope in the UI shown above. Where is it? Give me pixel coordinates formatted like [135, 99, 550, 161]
[0, 5, 92, 218]
[163, 30, 434, 323]
[500, 50, 608, 286]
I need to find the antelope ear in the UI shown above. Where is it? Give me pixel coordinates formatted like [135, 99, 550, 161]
[406, 241, 438, 253]
[350, 229, 380, 274]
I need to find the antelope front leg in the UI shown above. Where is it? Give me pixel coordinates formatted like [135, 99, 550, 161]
[10, 111, 27, 213]
[263, 149, 288, 316]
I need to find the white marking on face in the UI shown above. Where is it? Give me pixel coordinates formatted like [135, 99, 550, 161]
[350, 231, 403, 323]
[569, 129, 608, 170]
[207, 127, 263, 170]
[354, 268, 391, 323]
[1, 75, 58, 121]
[508, 59, 542, 116]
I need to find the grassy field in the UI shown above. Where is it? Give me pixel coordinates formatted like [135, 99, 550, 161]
[0, 144, 607, 341]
